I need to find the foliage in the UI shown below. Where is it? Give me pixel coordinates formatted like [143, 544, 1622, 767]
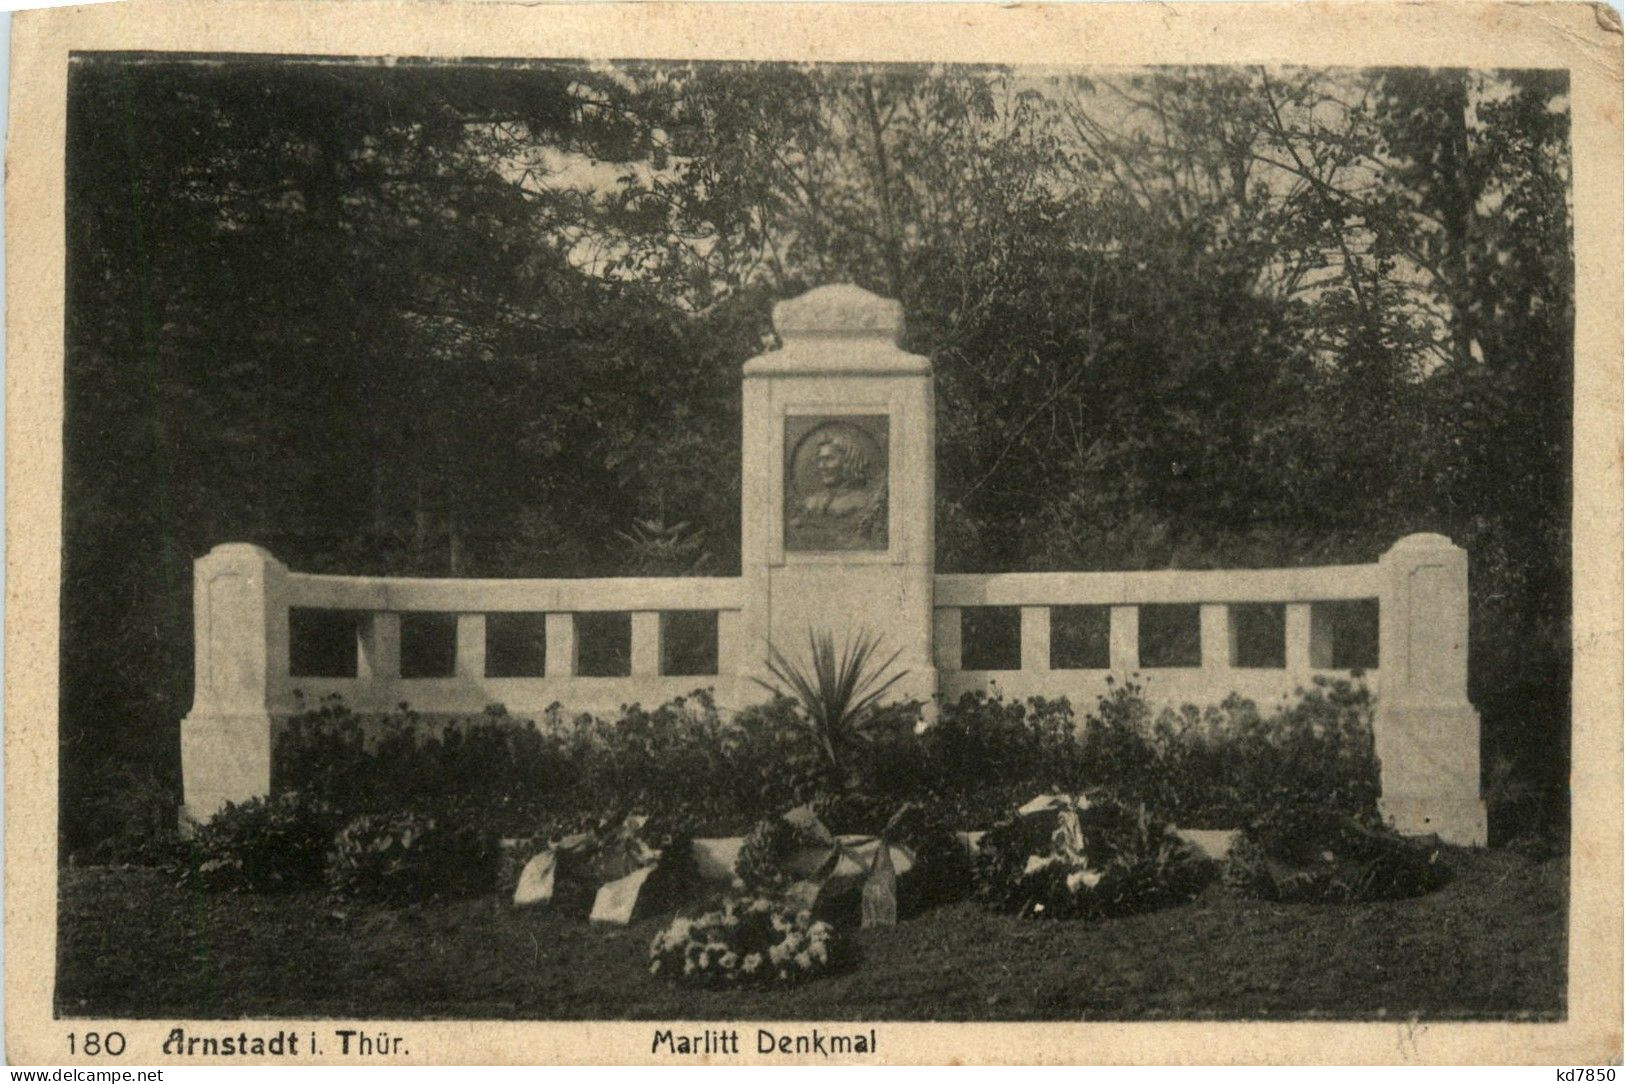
[75, 761, 188, 868]
[1223, 804, 1448, 904]
[920, 692, 1083, 797]
[918, 678, 1379, 829]
[274, 692, 797, 837]
[973, 795, 1214, 920]
[270, 680, 1379, 850]
[648, 896, 843, 987]
[754, 629, 911, 787]
[325, 810, 500, 904]
[275, 698, 576, 838]
[1127, 677, 1382, 826]
[180, 792, 341, 893]
[616, 517, 718, 576]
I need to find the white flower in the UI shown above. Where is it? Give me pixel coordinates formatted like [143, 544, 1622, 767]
[769, 942, 792, 964]
[794, 951, 813, 970]
[808, 942, 828, 965]
[719, 952, 739, 970]
[750, 898, 773, 914]
[742, 953, 763, 973]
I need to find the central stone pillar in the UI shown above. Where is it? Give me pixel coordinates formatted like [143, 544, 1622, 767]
[739, 285, 937, 707]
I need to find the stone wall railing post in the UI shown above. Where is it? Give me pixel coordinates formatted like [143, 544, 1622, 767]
[1284, 603, 1313, 673]
[456, 614, 486, 679]
[1375, 533, 1487, 845]
[180, 543, 288, 822]
[545, 613, 576, 677]
[1199, 603, 1229, 673]
[630, 611, 662, 677]
[1108, 605, 1138, 672]
[1020, 606, 1050, 674]
[359, 612, 400, 686]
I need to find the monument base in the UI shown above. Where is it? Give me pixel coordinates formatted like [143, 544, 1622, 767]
[1374, 700, 1484, 846]
[180, 709, 275, 823]
[1380, 793, 1488, 847]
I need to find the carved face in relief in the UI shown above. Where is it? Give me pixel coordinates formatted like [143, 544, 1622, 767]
[784, 416, 888, 552]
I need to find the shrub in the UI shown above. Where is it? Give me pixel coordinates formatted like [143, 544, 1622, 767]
[270, 680, 1380, 849]
[325, 810, 499, 904]
[921, 692, 1082, 797]
[1088, 677, 1380, 827]
[1223, 804, 1448, 903]
[974, 794, 1213, 920]
[79, 762, 189, 869]
[648, 896, 843, 987]
[754, 629, 914, 791]
[181, 792, 340, 893]
[276, 700, 574, 836]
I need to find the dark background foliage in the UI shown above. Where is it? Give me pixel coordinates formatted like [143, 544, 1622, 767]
[62, 58, 1571, 855]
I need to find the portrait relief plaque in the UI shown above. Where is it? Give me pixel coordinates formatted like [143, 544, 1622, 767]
[783, 415, 889, 551]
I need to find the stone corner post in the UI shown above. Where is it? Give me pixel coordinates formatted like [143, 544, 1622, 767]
[180, 543, 289, 823]
[1375, 532, 1487, 845]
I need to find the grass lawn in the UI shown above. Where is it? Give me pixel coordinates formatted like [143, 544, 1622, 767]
[57, 846, 1565, 1021]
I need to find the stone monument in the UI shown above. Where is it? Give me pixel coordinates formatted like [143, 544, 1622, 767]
[738, 284, 937, 705]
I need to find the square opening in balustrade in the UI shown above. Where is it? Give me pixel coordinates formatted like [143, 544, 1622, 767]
[1051, 605, 1110, 669]
[289, 608, 361, 678]
[576, 611, 632, 677]
[1230, 603, 1286, 668]
[661, 610, 718, 677]
[1138, 604, 1201, 668]
[400, 612, 458, 679]
[486, 612, 547, 678]
[1313, 599, 1379, 670]
[961, 606, 1021, 671]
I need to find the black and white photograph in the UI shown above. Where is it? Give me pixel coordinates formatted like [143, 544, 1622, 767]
[8, 0, 1620, 1067]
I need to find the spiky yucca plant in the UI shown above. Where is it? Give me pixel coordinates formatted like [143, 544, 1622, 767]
[754, 629, 909, 781]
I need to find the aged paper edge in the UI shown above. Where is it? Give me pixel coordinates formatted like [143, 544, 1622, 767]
[5, 0, 1621, 1066]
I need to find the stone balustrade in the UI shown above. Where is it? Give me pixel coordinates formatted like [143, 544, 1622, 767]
[181, 532, 1484, 844]
[934, 560, 1385, 706]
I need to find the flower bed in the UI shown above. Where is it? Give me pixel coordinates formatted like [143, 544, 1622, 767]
[648, 897, 843, 987]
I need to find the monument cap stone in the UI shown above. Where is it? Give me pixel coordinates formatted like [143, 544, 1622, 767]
[773, 283, 904, 338]
[746, 283, 928, 377]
